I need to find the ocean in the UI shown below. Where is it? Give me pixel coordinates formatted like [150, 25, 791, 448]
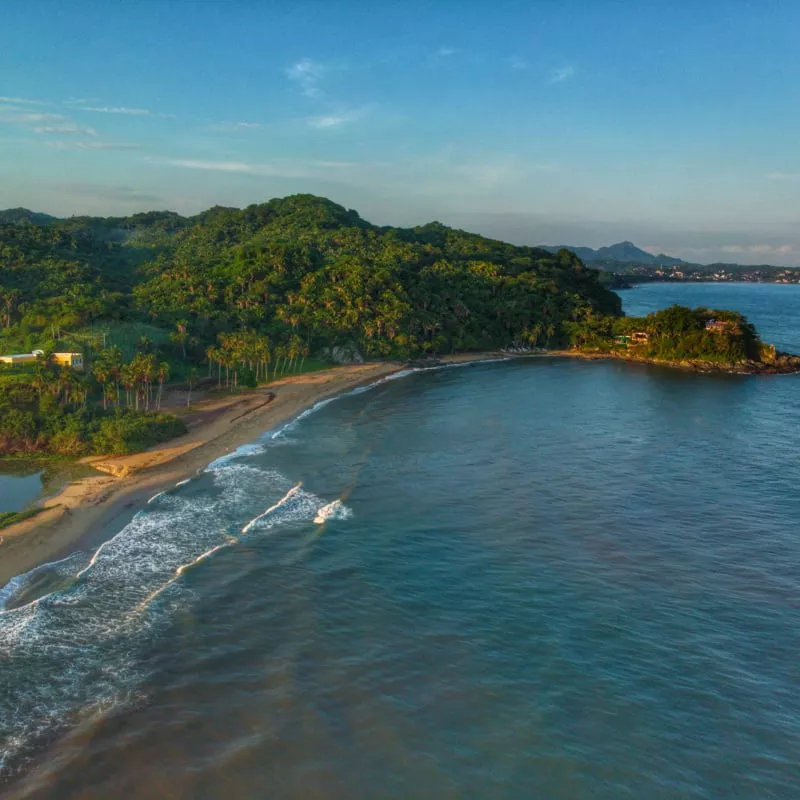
[1, 283, 799, 799]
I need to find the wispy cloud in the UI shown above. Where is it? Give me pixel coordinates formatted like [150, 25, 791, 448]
[507, 56, 528, 71]
[158, 156, 372, 181]
[307, 106, 370, 130]
[44, 140, 142, 150]
[436, 46, 458, 57]
[0, 111, 63, 124]
[313, 160, 359, 168]
[0, 135, 142, 150]
[165, 159, 264, 174]
[308, 109, 366, 130]
[34, 122, 99, 136]
[63, 97, 99, 106]
[0, 96, 46, 106]
[286, 58, 326, 98]
[79, 106, 175, 118]
[767, 172, 800, 181]
[721, 243, 794, 255]
[548, 65, 576, 84]
[0, 110, 96, 135]
[57, 182, 162, 204]
[207, 121, 262, 133]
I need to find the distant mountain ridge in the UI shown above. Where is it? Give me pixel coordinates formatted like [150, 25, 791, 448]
[0, 208, 59, 226]
[541, 241, 687, 267]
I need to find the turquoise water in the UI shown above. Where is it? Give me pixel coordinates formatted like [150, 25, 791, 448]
[1, 285, 799, 799]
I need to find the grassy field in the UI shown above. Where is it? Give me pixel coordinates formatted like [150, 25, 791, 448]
[0, 507, 46, 530]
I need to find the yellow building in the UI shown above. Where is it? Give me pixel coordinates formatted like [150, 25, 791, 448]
[0, 351, 84, 370]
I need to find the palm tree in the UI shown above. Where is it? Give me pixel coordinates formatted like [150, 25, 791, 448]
[156, 361, 169, 410]
[186, 367, 199, 409]
[32, 352, 57, 400]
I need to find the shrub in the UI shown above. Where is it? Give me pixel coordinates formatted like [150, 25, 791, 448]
[237, 365, 257, 388]
[90, 410, 187, 455]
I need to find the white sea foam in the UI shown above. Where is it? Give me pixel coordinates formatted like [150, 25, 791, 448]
[0, 358, 506, 772]
[270, 396, 339, 440]
[314, 499, 353, 524]
[242, 483, 304, 533]
[175, 478, 191, 487]
[0, 458, 319, 774]
[0, 552, 89, 613]
[147, 490, 167, 504]
[205, 442, 266, 470]
[439, 356, 511, 369]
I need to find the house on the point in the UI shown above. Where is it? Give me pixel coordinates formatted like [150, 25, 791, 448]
[705, 319, 736, 334]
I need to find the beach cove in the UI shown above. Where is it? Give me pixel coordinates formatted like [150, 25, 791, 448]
[0, 354, 512, 588]
[0, 363, 405, 587]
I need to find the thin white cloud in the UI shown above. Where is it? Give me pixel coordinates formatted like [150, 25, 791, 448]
[308, 107, 368, 130]
[308, 114, 349, 129]
[0, 109, 99, 137]
[548, 65, 576, 84]
[721, 243, 794, 255]
[0, 96, 46, 106]
[167, 159, 263, 174]
[34, 122, 99, 136]
[0, 110, 94, 134]
[507, 56, 528, 71]
[207, 121, 262, 132]
[436, 46, 458, 57]
[63, 97, 99, 106]
[313, 160, 359, 168]
[286, 58, 326, 98]
[44, 140, 142, 150]
[80, 106, 175, 118]
[767, 172, 800, 181]
[0, 111, 64, 124]
[158, 157, 369, 181]
[0, 135, 142, 150]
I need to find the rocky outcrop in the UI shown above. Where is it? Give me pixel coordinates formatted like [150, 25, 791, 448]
[576, 348, 800, 375]
[321, 344, 365, 365]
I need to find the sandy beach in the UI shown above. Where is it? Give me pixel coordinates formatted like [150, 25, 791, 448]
[0, 354, 504, 587]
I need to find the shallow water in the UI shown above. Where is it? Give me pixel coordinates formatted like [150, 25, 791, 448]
[0, 462, 100, 514]
[1, 285, 800, 799]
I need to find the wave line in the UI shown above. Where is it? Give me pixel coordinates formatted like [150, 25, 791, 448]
[134, 539, 234, 614]
[241, 483, 303, 534]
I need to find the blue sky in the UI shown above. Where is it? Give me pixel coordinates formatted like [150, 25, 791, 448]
[1, 0, 799, 264]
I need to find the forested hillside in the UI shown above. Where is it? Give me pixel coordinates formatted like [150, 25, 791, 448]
[1, 193, 620, 360]
[0, 193, 623, 455]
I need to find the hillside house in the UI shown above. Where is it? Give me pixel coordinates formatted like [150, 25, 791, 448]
[630, 331, 650, 344]
[0, 351, 84, 370]
[705, 319, 736, 334]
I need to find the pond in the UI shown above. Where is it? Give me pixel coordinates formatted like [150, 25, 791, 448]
[0, 460, 100, 512]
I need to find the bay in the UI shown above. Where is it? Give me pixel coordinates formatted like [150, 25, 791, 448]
[2, 284, 799, 799]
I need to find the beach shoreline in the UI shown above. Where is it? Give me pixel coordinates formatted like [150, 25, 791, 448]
[0, 353, 505, 588]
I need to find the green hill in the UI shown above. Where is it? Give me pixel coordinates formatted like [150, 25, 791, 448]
[1, 193, 621, 360]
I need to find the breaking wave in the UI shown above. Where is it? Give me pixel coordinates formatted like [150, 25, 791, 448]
[0, 453, 351, 776]
[0, 359, 491, 776]
[314, 499, 352, 524]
